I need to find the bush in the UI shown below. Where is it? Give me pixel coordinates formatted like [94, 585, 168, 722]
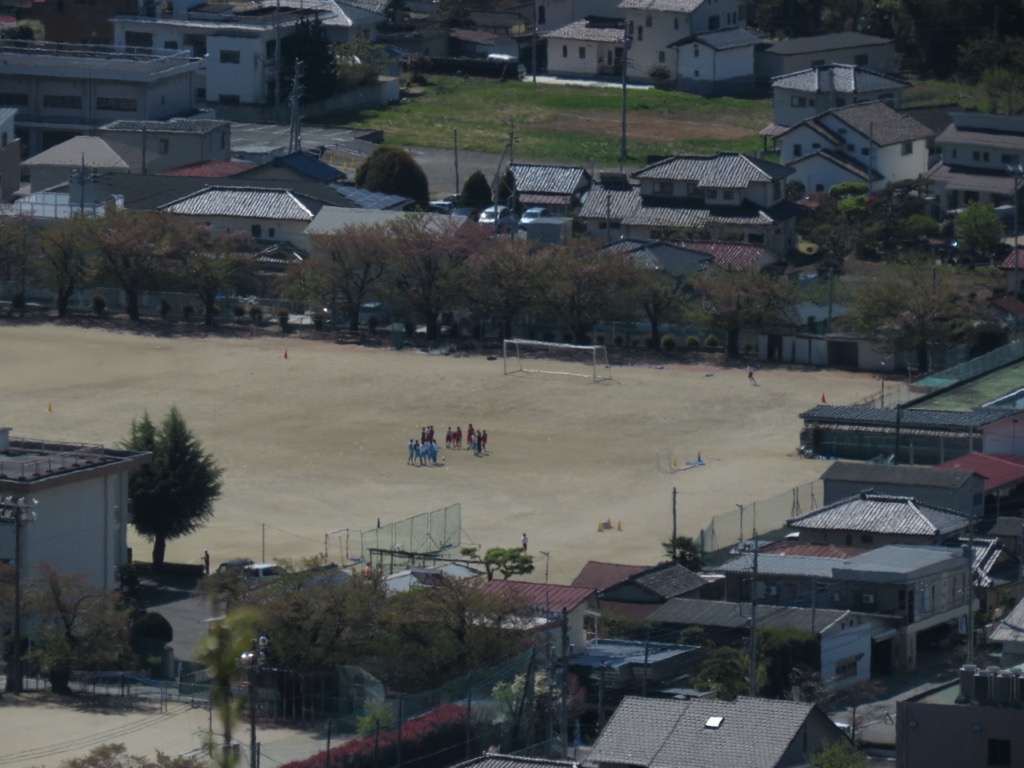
[233, 304, 247, 321]
[91, 294, 106, 316]
[614, 333, 625, 347]
[182, 303, 194, 322]
[542, 329, 555, 342]
[643, 334, 654, 349]
[562, 331, 575, 343]
[661, 334, 677, 352]
[596, 332, 606, 345]
[686, 335, 700, 348]
[277, 307, 291, 331]
[158, 298, 171, 320]
[11, 291, 25, 312]
[367, 316, 378, 332]
[705, 335, 720, 348]
[249, 304, 263, 324]
[312, 311, 329, 331]
[648, 63, 673, 88]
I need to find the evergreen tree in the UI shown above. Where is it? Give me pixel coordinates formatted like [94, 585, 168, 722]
[355, 145, 429, 206]
[282, 16, 336, 102]
[124, 407, 223, 570]
[460, 170, 493, 210]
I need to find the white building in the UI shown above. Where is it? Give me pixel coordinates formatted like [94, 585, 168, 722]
[0, 427, 150, 590]
[544, 20, 625, 79]
[767, 64, 911, 130]
[672, 26, 761, 95]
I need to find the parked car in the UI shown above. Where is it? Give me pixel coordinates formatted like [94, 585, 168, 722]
[479, 205, 516, 232]
[243, 562, 281, 582]
[216, 557, 253, 574]
[519, 207, 550, 226]
[452, 207, 479, 221]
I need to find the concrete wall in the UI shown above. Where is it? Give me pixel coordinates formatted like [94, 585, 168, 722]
[898, 700, 1024, 768]
[821, 620, 872, 689]
[99, 125, 232, 174]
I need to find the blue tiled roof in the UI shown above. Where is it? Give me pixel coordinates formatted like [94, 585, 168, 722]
[277, 151, 345, 182]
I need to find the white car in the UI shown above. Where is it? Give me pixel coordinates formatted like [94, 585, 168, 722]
[519, 207, 550, 225]
[479, 205, 516, 232]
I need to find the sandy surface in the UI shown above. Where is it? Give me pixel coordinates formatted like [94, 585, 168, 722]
[2, 324, 879, 584]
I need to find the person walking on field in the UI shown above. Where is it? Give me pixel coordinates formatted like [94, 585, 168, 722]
[747, 364, 757, 386]
[455, 426, 463, 449]
[408, 438, 416, 465]
[521, 532, 528, 552]
[481, 430, 488, 453]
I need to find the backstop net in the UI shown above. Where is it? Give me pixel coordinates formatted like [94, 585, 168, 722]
[503, 338, 611, 382]
[358, 503, 462, 574]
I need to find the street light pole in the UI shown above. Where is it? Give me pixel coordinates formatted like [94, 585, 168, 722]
[2, 496, 37, 695]
[1009, 164, 1023, 338]
[243, 635, 269, 768]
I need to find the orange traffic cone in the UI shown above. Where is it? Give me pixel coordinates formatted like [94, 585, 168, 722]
[821, 393, 827, 404]
[284, 349, 289, 360]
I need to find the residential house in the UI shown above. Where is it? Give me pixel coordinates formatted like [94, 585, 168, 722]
[934, 452, 1024, 516]
[533, 0, 624, 33]
[925, 112, 1024, 218]
[649, 597, 902, 685]
[896, 664, 1024, 768]
[477, 580, 598, 654]
[755, 31, 897, 80]
[448, 27, 519, 59]
[998, 247, 1024, 296]
[821, 461, 984, 519]
[18, 0, 136, 45]
[715, 544, 971, 671]
[236, 151, 347, 185]
[963, 536, 1020, 614]
[787, 492, 971, 548]
[577, 153, 798, 255]
[601, 238, 713, 276]
[157, 160, 256, 178]
[762, 64, 911, 141]
[990, 598, 1024, 666]
[681, 240, 784, 271]
[776, 101, 933, 195]
[671, 26, 762, 96]
[0, 427, 150, 589]
[618, 0, 747, 84]
[584, 695, 846, 768]
[0, 39, 202, 155]
[98, 117, 232, 174]
[986, 517, 1024, 558]
[544, 20, 625, 79]
[0, 107, 21, 201]
[451, 756, 573, 768]
[21, 136, 130, 193]
[572, 560, 709, 623]
[509, 162, 592, 212]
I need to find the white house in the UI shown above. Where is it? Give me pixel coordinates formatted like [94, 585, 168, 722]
[534, 0, 626, 32]
[98, 117, 232, 175]
[671, 26, 761, 95]
[0, 427, 150, 590]
[776, 101, 932, 195]
[618, 0, 746, 82]
[544, 20, 625, 78]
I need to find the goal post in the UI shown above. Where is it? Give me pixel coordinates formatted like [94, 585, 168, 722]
[503, 338, 611, 382]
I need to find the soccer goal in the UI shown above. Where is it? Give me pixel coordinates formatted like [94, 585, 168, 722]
[503, 338, 611, 382]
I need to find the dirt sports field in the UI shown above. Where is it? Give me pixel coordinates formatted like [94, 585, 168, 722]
[2, 324, 879, 582]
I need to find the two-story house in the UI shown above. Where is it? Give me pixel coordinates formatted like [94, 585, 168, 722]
[755, 31, 896, 80]
[544, 20, 626, 79]
[578, 153, 798, 255]
[671, 26, 762, 95]
[618, 0, 746, 83]
[925, 111, 1024, 218]
[98, 117, 232, 174]
[776, 100, 933, 195]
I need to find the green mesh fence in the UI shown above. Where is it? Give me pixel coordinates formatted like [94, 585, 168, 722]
[356, 503, 462, 573]
[698, 479, 822, 566]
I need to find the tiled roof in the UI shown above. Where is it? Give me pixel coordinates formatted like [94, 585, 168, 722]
[634, 153, 791, 188]
[835, 544, 965, 578]
[336, 0, 391, 16]
[160, 187, 316, 220]
[937, 122, 1024, 153]
[799, 405, 1010, 431]
[788, 148, 885, 184]
[762, 31, 892, 56]
[22, 136, 128, 169]
[449, 27, 504, 45]
[648, 597, 853, 634]
[787, 493, 969, 537]
[158, 160, 256, 178]
[603, 239, 713, 275]
[544, 20, 624, 43]
[715, 553, 841, 578]
[572, 561, 647, 591]
[274, 151, 346, 182]
[599, 600, 663, 622]
[934, 452, 1024, 493]
[682, 240, 780, 270]
[477, 580, 596, 614]
[100, 118, 230, 134]
[821, 461, 976, 490]
[578, 183, 640, 220]
[673, 27, 762, 51]
[990, 598, 1024, 644]
[771, 64, 910, 94]
[926, 164, 1017, 196]
[826, 101, 933, 146]
[618, 0, 703, 12]
[510, 163, 589, 196]
[307, 207, 454, 234]
[584, 695, 827, 768]
[998, 248, 1024, 270]
[451, 755, 574, 768]
[761, 540, 868, 559]
[630, 561, 705, 598]
[967, 537, 1017, 589]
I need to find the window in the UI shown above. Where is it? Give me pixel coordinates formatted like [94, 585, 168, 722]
[723, 190, 735, 200]
[902, 141, 913, 155]
[860, 534, 873, 544]
[988, 739, 1011, 767]
[266, 40, 277, 60]
[811, 143, 820, 149]
[1002, 154, 1020, 164]
[196, 88, 207, 100]
[96, 97, 138, 111]
[811, 59, 824, 67]
[43, 95, 82, 109]
[268, 227, 275, 238]
[793, 143, 802, 157]
[653, 181, 673, 195]
[706, 189, 718, 199]
[538, 5, 545, 23]
[708, 14, 720, 30]
[220, 49, 241, 64]
[846, 143, 855, 152]
[251, 224, 262, 237]
[674, 17, 678, 30]
[645, 14, 652, 27]
[125, 31, 153, 48]
[973, 151, 990, 162]
[164, 40, 178, 49]
[791, 96, 807, 107]
[183, 34, 206, 57]
[578, 46, 586, 59]
[694, 70, 699, 77]
[854, 53, 868, 65]
[0, 93, 27, 106]
[658, 50, 665, 63]
[835, 657, 858, 680]
[562, 45, 567, 58]
[861, 147, 869, 156]
[607, 51, 612, 65]
[738, 4, 745, 20]
[747, 232, 764, 244]
[158, 139, 169, 155]
[221, 132, 226, 149]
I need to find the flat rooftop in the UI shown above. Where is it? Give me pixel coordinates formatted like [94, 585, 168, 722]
[916, 358, 1024, 412]
[0, 40, 202, 80]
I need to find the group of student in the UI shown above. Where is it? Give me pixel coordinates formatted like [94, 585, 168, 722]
[406, 424, 490, 466]
[456, 424, 488, 455]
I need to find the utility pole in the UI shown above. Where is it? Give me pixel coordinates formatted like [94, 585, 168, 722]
[1, 496, 38, 694]
[619, 30, 632, 165]
[453, 129, 460, 200]
[274, 0, 281, 123]
[748, 528, 759, 698]
[288, 59, 304, 153]
[560, 608, 569, 758]
[642, 625, 650, 697]
[671, 487, 678, 561]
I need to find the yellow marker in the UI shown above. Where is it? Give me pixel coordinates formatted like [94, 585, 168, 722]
[597, 522, 604, 532]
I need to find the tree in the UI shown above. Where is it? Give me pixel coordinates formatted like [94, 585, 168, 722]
[436, 0, 470, 28]
[57, 743, 206, 768]
[482, 547, 535, 580]
[843, 264, 981, 372]
[25, 564, 131, 694]
[631, 262, 693, 350]
[36, 215, 96, 317]
[497, 167, 516, 208]
[661, 535, 703, 568]
[461, 170, 492, 210]
[282, 16, 335, 102]
[308, 223, 391, 331]
[124, 407, 223, 569]
[333, 37, 388, 90]
[692, 646, 755, 701]
[692, 269, 798, 356]
[93, 208, 179, 320]
[807, 739, 866, 768]
[956, 202, 1005, 262]
[465, 238, 541, 339]
[180, 229, 253, 327]
[355, 145, 429, 206]
[758, 627, 819, 698]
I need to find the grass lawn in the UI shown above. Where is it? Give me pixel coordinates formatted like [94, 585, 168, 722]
[323, 75, 773, 165]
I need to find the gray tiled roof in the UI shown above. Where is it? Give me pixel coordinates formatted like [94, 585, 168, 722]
[618, 0, 703, 12]
[544, 20, 624, 43]
[585, 695, 824, 768]
[451, 756, 574, 768]
[578, 183, 640, 220]
[990, 598, 1024, 644]
[835, 544, 964, 577]
[826, 101, 933, 146]
[100, 118, 230, 134]
[788, 493, 969, 537]
[22, 136, 128, 169]
[631, 562, 705, 598]
[821, 461, 976, 490]
[673, 27, 762, 51]
[160, 187, 316, 220]
[771, 64, 910, 94]
[634, 153, 791, 188]
[937, 122, 1024, 153]
[648, 597, 852, 635]
[715, 553, 841, 578]
[762, 31, 892, 56]
[510, 163, 589, 196]
[799, 405, 1010, 431]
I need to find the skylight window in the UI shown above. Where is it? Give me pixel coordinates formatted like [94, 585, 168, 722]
[705, 716, 724, 729]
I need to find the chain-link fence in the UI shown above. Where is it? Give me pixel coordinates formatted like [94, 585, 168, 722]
[357, 504, 462, 574]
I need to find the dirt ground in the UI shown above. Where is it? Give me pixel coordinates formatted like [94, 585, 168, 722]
[2, 324, 880, 584]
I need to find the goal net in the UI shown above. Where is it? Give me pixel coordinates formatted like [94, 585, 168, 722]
[503, 338, 611, 382]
